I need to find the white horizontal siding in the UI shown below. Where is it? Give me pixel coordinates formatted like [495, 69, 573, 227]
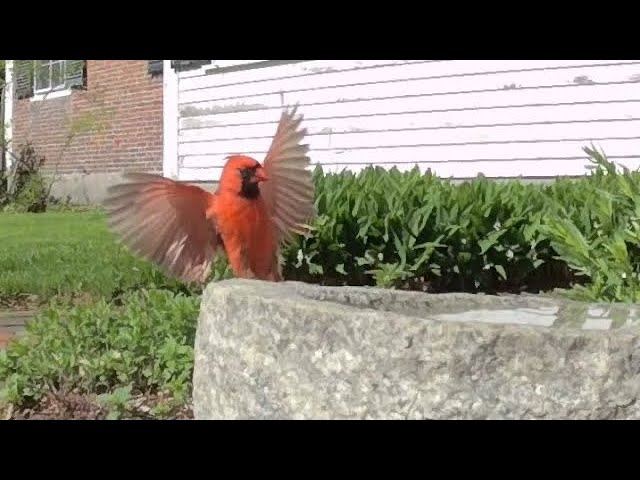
[181, 138, 640, 168]
[181, 157, 640, 182]
[178, 60, 429, 90]
[180, 83, 640, 117]
[179, 102, 640, 132]
[179, 120, 640, 151]
[178, 62, 640, 105]
[180, 116, 640, 147]
[179, 60, 637, 94]
[175, 60, 640, 181]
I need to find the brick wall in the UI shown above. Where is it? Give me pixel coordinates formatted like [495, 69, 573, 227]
[12, 60, 163, 175]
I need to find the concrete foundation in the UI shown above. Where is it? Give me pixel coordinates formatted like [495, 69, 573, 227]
[46, 172, 218, 206]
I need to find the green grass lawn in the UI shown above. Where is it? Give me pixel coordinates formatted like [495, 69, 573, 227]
[0, 210, 192, 306]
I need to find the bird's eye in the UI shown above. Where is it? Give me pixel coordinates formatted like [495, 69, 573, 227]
[238, 166, 256, 180]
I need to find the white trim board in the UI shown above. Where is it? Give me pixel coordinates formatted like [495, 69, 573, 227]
[162, 59, 179, 179]
[3, 60, 14, 172]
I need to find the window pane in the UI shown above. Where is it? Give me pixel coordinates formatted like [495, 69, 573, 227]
[35, 62, 50, 91]
[66, 60, 82, 78]
[51, 61, 64, 88]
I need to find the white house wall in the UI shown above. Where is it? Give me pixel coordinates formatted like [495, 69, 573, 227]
[175, 60, 640, 182]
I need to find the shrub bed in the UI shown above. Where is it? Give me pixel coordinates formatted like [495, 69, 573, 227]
[281, 146, 640, 303]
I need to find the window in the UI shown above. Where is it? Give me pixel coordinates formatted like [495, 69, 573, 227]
[11, 60, 86, 100]
[34, 60, 69, 94]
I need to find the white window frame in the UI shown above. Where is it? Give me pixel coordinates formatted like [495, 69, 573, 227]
[32, 60, 72, 101]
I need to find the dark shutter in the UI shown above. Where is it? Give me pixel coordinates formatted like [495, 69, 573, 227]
[148, 60, 163, 75]
[170, 60, 212, 72]
[14, 60, 34, 99]
[65, 60, 86, 89]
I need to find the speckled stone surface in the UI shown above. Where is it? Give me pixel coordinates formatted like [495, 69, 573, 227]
[192, 279, 640, 420]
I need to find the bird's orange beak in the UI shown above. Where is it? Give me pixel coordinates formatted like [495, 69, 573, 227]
[254, 168, 268, 182]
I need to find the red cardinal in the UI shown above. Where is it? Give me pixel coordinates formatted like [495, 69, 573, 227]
[103, 105, 315, 284]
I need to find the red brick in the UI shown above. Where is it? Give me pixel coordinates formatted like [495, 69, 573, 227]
[12, 60, 163, 175]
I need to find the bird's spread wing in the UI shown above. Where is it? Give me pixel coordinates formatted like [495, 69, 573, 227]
[259, 104, 316, 243]
[103, 172, 221, 283]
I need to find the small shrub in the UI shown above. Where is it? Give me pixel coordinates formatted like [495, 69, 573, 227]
[539, 146, 640, 302]
[1, 142, 49, 213]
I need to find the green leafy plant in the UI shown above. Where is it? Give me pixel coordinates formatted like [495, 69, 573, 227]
[281, 165, 554, 294]
[539, 145, 640, 302]
[96, 385, 133, 420]
[279, 146, 640, 302]
[0, 288, 200, 417]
